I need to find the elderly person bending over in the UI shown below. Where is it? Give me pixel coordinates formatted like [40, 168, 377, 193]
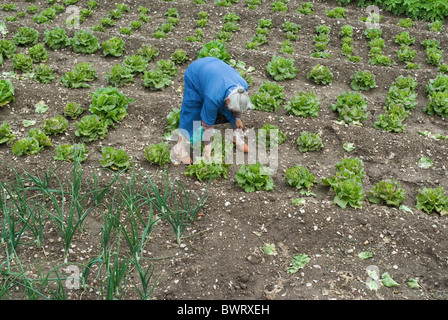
[172, 57, 252, 165]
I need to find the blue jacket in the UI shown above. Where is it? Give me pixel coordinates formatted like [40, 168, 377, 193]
[179, 57, 248, 140]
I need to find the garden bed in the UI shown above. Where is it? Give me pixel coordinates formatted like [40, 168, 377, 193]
[0, 0, 448, 300]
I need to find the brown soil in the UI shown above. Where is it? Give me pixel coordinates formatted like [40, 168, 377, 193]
[1, 0, 448, 301]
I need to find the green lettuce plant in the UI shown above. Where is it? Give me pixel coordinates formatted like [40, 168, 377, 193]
[429, 20, 443, 32]
[27, 5, 40, 14]
[116, 3, 130, 13]
[138, 5, 149, 14]
[53, 143, 88, 162]
[0, 121, 16, 145]
[144, 142, 171, 166]
[122, 54, 148, 74]
[297, 2, 313, 14]
[2, 3, 17, 11]
[424, 91, 448, 118]
[216, 0, 238, 7]
[222, 22, 238, 33]
[100, 146, 131, 171]
[33, 64, 56, 83]
[35, 101, 49, 114]
[398, 18, 414, 28]
[131, 20, 143, 30]
[92, 24, 106, 32]
[156, 59, 177, 77]
[0, 79, 15, 106]
[171, 49, 188, 64]
[166, 107, 180, 132]
[326, 7, 346, 18]
[12, 53, 33, 73]
[332, 178, 365, 209]
[12, 136, 43, 156]
[272, 0, 288, 12]
[89, 87, 134, 126]
[108, 9, 123, 20]
[102, 36, 126, 57]
[285, 165, 316, 192]
[229, 59, 255, 86]
[287, 254, 310, 274]
[29, 43, 49, 63]
[307, 64, 333, 85]
[42, 115, 69, 135]
[395, 31, 415, 46]
[367, 179, 406, 207]
[100, 17, 115, 28]
[143, 69, 172, 90]
[266, 56, 297, 81]
[426, 73, 448, 94]
[79, 8, 93, 22]
[415, 187, 448, 215]
[421, 38, 440, 50]
[0, 39, 17, 62]
[256, 124, 287, 150]
[61, 62, 98, 88]
[284, 91, 320, 117]
[386, 86, 418, 110]
[120, 27, 132, 35]
[13, 26, 39, 46]
[296, 131, 323, 152]
[44, 27, 70, 50]
[365, 28, 382, 40]
[312, 24, 332, 59]
[246, 0, 263, 9]
[425, 47, 444, 66]
[71, 30, 100, 54]
[350, 70, 377, 91]
[397, 46, 417, 62]
[185, 157, 231, 181]
[373, 105, 409, 133]
[35, 7, 57, 23]
[75, 115, 109, 142]
[340, 25, 353, 38]
[12, 129, 52, 157]
[64, 102, 85, 119]
[330, 157, 365, 181]
[105, 64, 135, 87]
[280, 39, 294, 54]
[374, 75, 418, 132]
[250, 81, 285, 112]
[322, 157, 366, 209]
[331, 91, 369, 124]
[197, 40, 231, 63]
[235, 162, 274, 192]
[139, 14, 151, 24]
[369, 54, 395, 66]
[424, 74, 448, 118]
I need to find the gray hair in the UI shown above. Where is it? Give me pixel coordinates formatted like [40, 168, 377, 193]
[227, 86, 252, 113]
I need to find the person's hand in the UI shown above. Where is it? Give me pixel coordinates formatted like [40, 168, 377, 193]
[235, 119, 244, 130]
[204, 143, 212, 161]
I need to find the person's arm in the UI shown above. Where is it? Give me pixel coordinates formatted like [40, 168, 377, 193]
[201, 120, 213, 146]
[202, 120, 213, 160]
[200, 96, 218, 160]
[232, 111, 243, 130]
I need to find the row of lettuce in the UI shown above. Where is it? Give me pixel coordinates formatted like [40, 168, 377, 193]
[3, 0, 448, 23]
